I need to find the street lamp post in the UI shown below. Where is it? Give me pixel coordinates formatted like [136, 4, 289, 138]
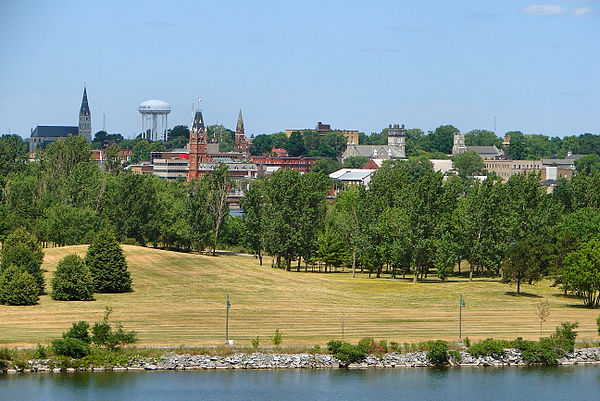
[226, 294, 231, 344]
[459, 293, 465, 343]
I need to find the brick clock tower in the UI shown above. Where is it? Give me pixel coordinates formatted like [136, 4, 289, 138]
[187, 111, 208, 181]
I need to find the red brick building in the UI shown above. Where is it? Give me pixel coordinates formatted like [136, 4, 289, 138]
[250, 155, 317, 173]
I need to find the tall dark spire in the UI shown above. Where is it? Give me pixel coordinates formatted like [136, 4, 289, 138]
[236, 109, 244, 137]
[80, 87, 90, 116]
[192, 111, 205, 131]
[78, 86, 91, 142]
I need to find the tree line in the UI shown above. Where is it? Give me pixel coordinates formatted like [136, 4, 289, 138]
[2, 133, 600, 308]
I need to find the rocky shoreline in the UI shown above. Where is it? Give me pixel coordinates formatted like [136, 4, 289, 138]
[2, 347, 600, 374]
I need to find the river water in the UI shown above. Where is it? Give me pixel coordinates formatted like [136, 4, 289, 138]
[1, 367, 599, 400]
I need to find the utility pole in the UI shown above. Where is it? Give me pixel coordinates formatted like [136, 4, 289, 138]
[225, 294, 231, 344]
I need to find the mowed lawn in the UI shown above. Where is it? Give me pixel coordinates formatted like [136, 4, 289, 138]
[1, 245, 598, 346]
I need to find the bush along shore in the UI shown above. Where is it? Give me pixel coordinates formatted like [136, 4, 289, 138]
[1, 347, 600, 374]
[2, 320, 599, 374]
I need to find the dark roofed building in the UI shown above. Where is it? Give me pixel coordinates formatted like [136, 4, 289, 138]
[29, 126, 79, 152]
[29, 86, 91, 152]
[466, 145, 503, 160]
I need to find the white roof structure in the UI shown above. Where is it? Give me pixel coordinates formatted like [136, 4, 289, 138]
[138, 99, 171, 113]
[329, 168, 377, 187]
[430, 159, 454, 174]
[138, 99, 171, 142]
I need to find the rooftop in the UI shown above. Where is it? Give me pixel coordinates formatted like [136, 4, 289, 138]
[31, 126, 79, 138]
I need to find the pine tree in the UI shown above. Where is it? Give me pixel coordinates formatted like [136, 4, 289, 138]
[85, 229, 132, 293]
[51, 254, 95, 301]
[1, 227, 45, 294]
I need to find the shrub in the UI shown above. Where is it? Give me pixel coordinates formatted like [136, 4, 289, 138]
[389, 341, 401, 352]
[85, 229, 132, 293]
[0, 347, 14, 360]
[327, 340, 343, 354]
[520, 338, 559, 365]
[272, 329, 282, 347]
[34, 344, 47, 359]
[357, 337, 385, 355]
[52, 337, 90, 358]
[251, 336, 260, 349]
[550, 322, 578, 354]
[51, 254, 95, 301]
[467, 338, 507, 357]
[91, 307, 137, 351]
[333, 342, 366, 368]
[64, 321, 92, 344]
[309, 345, 321, 355]
[417, 341, 436, 352]
[463, 337, 471, 348]
[427, 340, 449, 366]
[448, 350, 462, 363]
[0, 266, 39, 305]
[378, 340, 388, 353]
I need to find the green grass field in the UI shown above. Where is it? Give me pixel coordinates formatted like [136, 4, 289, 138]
[1, 245, 598, 346]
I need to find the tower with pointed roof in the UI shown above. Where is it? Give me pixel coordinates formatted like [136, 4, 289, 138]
[187, 110, 208, 181]
[78, 86, 92, 143]
[234, 110, 250, 155]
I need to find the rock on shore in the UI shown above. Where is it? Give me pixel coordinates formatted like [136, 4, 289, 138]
[7, 347, 600, 373]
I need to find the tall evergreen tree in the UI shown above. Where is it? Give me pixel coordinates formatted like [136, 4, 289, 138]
[85, 229, 132, 293]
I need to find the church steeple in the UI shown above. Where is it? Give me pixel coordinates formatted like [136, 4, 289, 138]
[78, 86, 92, 143]
[234, 109, 249, 155]
[236, 110, 245, 137]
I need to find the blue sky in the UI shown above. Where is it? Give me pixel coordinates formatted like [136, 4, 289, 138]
[1, 0, 598, 139]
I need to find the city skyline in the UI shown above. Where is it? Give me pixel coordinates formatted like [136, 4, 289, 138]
[1, 0, 598, 139]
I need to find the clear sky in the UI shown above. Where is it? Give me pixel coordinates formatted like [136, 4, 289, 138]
[1, 0, 598, 139]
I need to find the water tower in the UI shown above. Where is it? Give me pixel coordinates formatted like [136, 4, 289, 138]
[138, 99, 171, 141]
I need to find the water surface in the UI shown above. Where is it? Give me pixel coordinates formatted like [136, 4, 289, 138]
[1, 366, 599, 400]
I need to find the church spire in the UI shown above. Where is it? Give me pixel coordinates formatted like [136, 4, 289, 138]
[78, 86, 91, 143]
[80, 86, 90, 115]
[236, 109, 245, 137]
[234, 109, 249, 155]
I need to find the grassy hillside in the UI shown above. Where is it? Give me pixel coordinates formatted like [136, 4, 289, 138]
[0, 245, 598, 346]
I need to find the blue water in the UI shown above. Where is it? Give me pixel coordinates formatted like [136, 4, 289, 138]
[1, 367, 599, 401]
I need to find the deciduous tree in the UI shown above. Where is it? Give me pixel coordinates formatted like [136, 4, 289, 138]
[562, 239, 600, 308]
